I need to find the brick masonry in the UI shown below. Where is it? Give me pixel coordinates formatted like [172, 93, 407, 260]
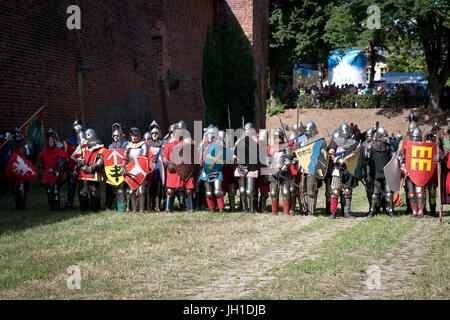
[0, 0, 268, 143]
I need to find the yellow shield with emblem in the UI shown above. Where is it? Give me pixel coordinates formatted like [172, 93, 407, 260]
[104, 149, 125, 186]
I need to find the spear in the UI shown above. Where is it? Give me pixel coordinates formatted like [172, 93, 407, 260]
[228, 106, 232, 130]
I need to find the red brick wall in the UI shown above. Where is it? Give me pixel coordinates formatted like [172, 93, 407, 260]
[220, 0, 269, 129]
[0, 0, 267, 143]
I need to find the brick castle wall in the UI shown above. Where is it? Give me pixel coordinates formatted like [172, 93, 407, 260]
[0, 0, 268, 143]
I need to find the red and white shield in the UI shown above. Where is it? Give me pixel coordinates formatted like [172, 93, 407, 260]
[6, 152, 38, 180]
[405, 141, 437, 187]
[103, 149, 125, 186]
[124, 156, 149, 190]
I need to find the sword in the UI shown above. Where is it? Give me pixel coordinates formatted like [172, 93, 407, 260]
[359, 178, 387, 197]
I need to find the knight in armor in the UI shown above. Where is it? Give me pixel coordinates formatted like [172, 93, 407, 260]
[362, 128, 375, 209]
[120, 127, 149, 213]
[267, 128, 293, 214]
[65, 120, 86, 209]
[162, 121, 196, 213]
[77, 128, 106, 212]
[328, 123, 359, 219]
[145, 121, 164, 212]
[221, 130, 238, 212]
[200, 126, 226, 213]
[300, 121, 323, 215]
[288, 122, 305, 214]
[423, 128, 443, 217]
[10, 128, 33, 210]
[366, 126, 395, 217]
[37, 131, 69, 210]
[234, 122, 260, 213]
[106, 123, 128, 212]
[257, 130, 270, 213]
[324, 129, 340, 215]
[401, 126, 427, 217]
[0, 132, 13, 195]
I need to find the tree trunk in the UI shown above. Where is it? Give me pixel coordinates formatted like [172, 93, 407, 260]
[269, 66, 279, 107]
[428, 80, 443, 113]
[369, 43, 376, 84]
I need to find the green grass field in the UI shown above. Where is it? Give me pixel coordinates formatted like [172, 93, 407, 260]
[0, 181, 448, 299]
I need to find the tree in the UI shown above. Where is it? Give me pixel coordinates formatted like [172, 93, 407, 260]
[268, 0, 334, 101]
[323, 1, 389, 84]
[385, 0, 450, 112]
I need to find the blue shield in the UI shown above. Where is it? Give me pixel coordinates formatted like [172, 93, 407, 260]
[204, 144, 231, 174]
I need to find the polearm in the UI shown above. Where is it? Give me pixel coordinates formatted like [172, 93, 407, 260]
[0, 104, 47, 149]
[436, 130, 443, 223]
[228, 106, 232, 130]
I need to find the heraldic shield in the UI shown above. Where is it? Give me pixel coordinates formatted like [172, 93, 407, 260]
[6, 152, 38, 181]
[204, 143, 232, 174]
[103, 149, 125, 186]
[343, 145, 364, 178]
[124, 156, 149, 190]
[294, 138, 329, 179]
[383, 155, 401, 191]
[171, 140, 197, 181]
[405, 141, 437, 187]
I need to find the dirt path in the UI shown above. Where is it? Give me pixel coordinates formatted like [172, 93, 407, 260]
[336, 218, 442, 300]
[187, 217, 361, 300]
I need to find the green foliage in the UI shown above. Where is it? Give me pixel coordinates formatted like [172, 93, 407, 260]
[295, 94, 428, 109]
[266, 97, 286, 116]
[202, 19, 256, 129]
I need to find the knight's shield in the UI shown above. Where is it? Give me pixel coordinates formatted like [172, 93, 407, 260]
[343, 145, 364, 178]
[204, 143, 231, 174]
[171, 140, 197, 181]
[405, 141, 437, 187]
[6, 152, 38, 181]
[294, 138, 329, 179]
[124, 156, 149, 190]
[103, 149, 125, 186]
[383, 155, 401, 191]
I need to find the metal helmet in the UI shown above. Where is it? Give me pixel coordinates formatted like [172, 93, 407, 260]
[129, 127, 141, 139]
[273, 128, 285, 142]
[218, 130, 226, 141]
[332, 129, 340, 140]
[339, 123, 352, 139]
[177, 120, 187, 130]
[375, 126, 388, 141]
[143, 131, 151, 142]
[305, 121, 318, 138]
[85, 128, 102, 147]
[365, 128, 373, 141]
[15, 128, 24, 138]
[288, 132, 296, 143]
[408, 121, 417, 135]
[150, 126, 161, 137]
[411, 127, 422, 142]
[244, 122, 256, 136]
[149, 120, 161, 137]
[431, 122, 440, 135]
[408, 111, 418, 123]
[205, 127, 216, 143]
[168, 123, 177, 134]
[5, 132, 12, 140]
[292, 122, 305, 136]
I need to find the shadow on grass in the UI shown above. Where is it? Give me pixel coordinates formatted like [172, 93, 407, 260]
[0, 181, 100, 234]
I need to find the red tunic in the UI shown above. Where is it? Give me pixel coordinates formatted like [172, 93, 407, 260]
[37, 147, 69, 184]
[63, 141, 77, 170]
[163, 140, 195, 189]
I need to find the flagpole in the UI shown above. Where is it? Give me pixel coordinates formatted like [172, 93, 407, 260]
[0, 104, 47, 149]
